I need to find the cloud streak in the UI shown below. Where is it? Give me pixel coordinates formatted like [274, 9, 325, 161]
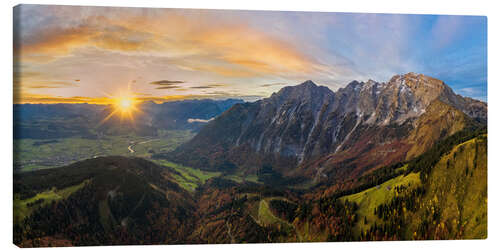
[260, 83, 287, 87]
[155, 86, 181, 90]
[190, 84, 226, 89]
[26, 81, 79, 89]
[13, 5, 487, 104]
[149, 80, 185, 85]
[15, 6, 323, 78]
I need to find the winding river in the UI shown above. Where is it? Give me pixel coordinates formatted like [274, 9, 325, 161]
[127, 139, 158, 154]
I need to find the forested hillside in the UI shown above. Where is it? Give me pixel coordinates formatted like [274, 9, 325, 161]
[14, 129, 487, 246]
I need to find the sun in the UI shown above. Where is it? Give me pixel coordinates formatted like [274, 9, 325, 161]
[98, 89, 142, 126]
[117, 97, 133, 112]
[112, 95, 138, 119]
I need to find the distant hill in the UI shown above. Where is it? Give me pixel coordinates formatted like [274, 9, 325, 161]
[166, 73, 486, 185]
[13, 103, 106, 139]
[13, 99, 243, 139]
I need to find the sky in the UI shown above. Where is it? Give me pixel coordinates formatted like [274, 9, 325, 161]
[13, 5, 487, 104]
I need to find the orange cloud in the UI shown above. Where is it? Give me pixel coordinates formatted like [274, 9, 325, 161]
[191, 25, 316, 74]
[13, 7, 336, 104]
[13, 71, 42, 86]
[14, 92, 254, 104]
[14, 93, 109, 104]
[15, 8, 323, 77]
[186, 63, 257, 77]
[25, 81, 79, 89]
[16, 25, 96, 60]
[14, 69, 79, 93]
[16, 18, 157, 62]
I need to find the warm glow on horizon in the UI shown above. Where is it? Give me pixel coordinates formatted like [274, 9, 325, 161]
[112, 93, 139, 120]
[13, 5, 488, 103]
[116, 97, 134, 112]
[97, 90, 141, 125]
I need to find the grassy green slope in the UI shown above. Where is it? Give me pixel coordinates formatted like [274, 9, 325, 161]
[153, 160, 261, 192]
[154, 160, 222, 192]
[340, 172, 421, 234]
[14, 180, 89, 224]
[408, 134, 487, 239]
[253, 198, 297, 241]
[340, 134, 487, 240]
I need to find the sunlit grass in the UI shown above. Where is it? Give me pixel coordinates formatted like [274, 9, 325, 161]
[340, 172, 421, 234]
[154, 159, 221, 192]
[14, 180, 90, 224]
[408, 135, 487, 239]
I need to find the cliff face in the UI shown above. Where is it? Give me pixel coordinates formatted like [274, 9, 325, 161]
[168, 73, 486, 183]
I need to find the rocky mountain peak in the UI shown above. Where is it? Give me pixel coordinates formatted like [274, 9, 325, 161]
[380, 73, 454, 114]
[344, 80, 363, 90]
[275, 80, 322, 94]
[298, 80, 317, 88]
[366, 79, 379, 86]
[269, 80, 334, 106]
[170, 73, 486, 178]
[389, 72, 446, 91]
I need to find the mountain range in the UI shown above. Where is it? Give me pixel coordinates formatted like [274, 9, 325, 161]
[13, 72, 488, 245]
[14, 99, 243, 139]
[167, 73, 487, 185]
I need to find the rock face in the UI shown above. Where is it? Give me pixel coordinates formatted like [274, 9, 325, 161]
[168, 73, 486, 183]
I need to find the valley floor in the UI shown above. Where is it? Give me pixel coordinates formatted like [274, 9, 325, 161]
[13, 130, 194, 172]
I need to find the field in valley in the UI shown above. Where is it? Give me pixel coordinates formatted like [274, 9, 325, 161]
[13, 130, 195, 172]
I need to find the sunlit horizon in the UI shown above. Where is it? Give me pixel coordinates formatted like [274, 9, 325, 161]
[14, 5, 487, 104]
